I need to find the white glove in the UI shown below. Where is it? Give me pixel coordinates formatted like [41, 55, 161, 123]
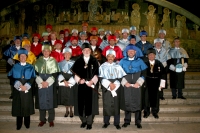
[169, 64, 176, 71]
[183, 66, 186, 71]
[162, 62, 167, 68]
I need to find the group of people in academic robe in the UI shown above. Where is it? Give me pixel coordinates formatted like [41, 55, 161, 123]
[3, 22, 189, 130]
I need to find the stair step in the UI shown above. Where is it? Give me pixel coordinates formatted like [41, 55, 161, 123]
[0, 111, 200, 123]
[1, 103, 199, 113]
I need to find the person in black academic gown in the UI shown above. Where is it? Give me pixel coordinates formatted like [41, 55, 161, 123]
[144, 48, 166, 119]
[70, 43, 99, 130]
[99, 49, 127, 130]
[7, 48, 36, 130]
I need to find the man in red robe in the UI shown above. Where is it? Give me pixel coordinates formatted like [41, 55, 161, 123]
[50, 40, 64, 62]
[31, 33, 42, 58]
[68, 36, 82, 61]
[102, 35, 123, 63]
[89, 27, 102, 47]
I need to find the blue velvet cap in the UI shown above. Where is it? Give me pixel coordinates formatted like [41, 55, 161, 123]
[128, 35, 136, 41]
[139, 30, 148, 36]
[14, 36, 22, 41]
[18, 48, 28, 56]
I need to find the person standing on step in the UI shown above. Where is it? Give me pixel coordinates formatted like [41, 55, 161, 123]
[7, 48, 36, 130]
[119, 45, 147, 129]
[168, 37, 189, 99]
[99, 49, 127, 130]
[34, 44, 60, 127]
[158, 29, 171, 51]
[57, 47, 76, 118]
[4, 36, 22, 99]
[143, 48, 166, 119]
[70, 43, 99, 130]
[153, 38, 171, 100]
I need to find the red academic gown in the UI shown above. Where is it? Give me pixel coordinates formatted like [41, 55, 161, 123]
[31, 42, 42, 58]
[102, 45, 123, 61]
[69, 45, 82, 61]
[50, 50, 64, 62]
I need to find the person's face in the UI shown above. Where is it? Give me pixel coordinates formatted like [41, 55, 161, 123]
[19, 54, 27, 63]
[114, 33, 120, 38]
[140, 35, 147, 41]
[82, 48, 91, 57]
[122, 33, 128, 38]
[50, 34, 56, 40]
[148, 53, 155, 61]
[174, 39, 180, 47]
[64, 52, 71, 61]
[155, 42, 162, 49]
[33, 36, 39, 42]
[99, 31, 104, 36]
[65, 32, 69, 37]
[23, 44, 31, 52]
[71, 40, 78, 46]
[130, 30, 136, 35]
[159, 33, 165, 39]
[127, 49, 136, 58]
[82, 26, 87, 31]
[80, 35, 87, 40]
[130, 38, 136, 45]
[90, 39, 97, 46]
[43, 36, 48, 41]
[23, 37, 28, 40]
[15, 39, 21, 47]
[59, 34, 64, 39]
[46, 28, 51, 33]
[72, 32, 78, 36]
[109, 39, 115, 46]
[91, 30, 97, 35]
[55, 43, 62, 50]
[106, 54, 115, 63]
[106, 34, 110, 39]
[42, 49, 51, 58]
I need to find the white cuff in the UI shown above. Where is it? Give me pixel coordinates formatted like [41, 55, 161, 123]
[14, 81, 22, 91]
[91, 75, 98, 85]
[183, 67, 187, 71]
[169, 64, 175, 71]
[101, 79, 111, 89]
[46, 76, 55, 87]
[74, 75, 80, 83]
[24, 83, 31, 91]
[162, 62, 167, 68]
[184, 63, 188, 68]
[121, 77, 128, 86]
[58, 74, 65, 82]
[136, 77, 144, 86]
[160, 79, 166, 88]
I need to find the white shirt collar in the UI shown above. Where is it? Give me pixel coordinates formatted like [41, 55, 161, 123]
[20, 62, 26, 66]
[55, 49, 61, 53]
[91, 45, 96, 51]
[149, 60, 155, 65]
[128, 57, 135, 60]
[71, 46, 77, 49]
[83, 56, 90, 64]
[16, 46, 20, 50]
[142, 41, 146, 44]
[51, 40, 56, 45]
[110, 45, 114, 49]
[122, 39, 128, 42]
[33, 42, 38, 46]
[44, 57, 49, 60]
[175, 47, 180, 49]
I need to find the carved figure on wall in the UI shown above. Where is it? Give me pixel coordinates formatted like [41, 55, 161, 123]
[181, 16, 188, 38]
[103, 12, 111, 23]
[160, 8, 171, 28]
[175, 15, 182, 37]
[193, 24, 199, 31]
[124, 12, 129, 23]
[95, 11, 103, 22]
[88, 0, 98, 22]
[145, 5, 156, 37]
[83, 12, 89, 21]
[19, 9, 26, 35]
[45, 4, 55, 25]
[131, 3, 141, 34]
[32, 5, 40, 33]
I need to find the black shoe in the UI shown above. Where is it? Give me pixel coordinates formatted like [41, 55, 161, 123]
[160, 97, 165, 100]
[178, 96, 186, 99]
[9, 96, 13, 99]
[102, 124, 110, 128]
[64, 111, 69, 117]
[143, 113, 150, 118]
[70, 112, 73, 118]
[115, 125, 121, 130]
[153, 114, 159, 119]
[86, 125, 92, 130]
[25, 125, 30, 129]
[80, 123, 87, 128]
[172, 96, 176, 99]
[135, 123, 142, 129]
[122, 123, 130, 127]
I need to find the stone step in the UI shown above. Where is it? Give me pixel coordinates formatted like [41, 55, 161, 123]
[1, 88, 200, 98]
[1, 103, 199, 114]
[0, 111, 200, 123]
[1, 94, 200, 105]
